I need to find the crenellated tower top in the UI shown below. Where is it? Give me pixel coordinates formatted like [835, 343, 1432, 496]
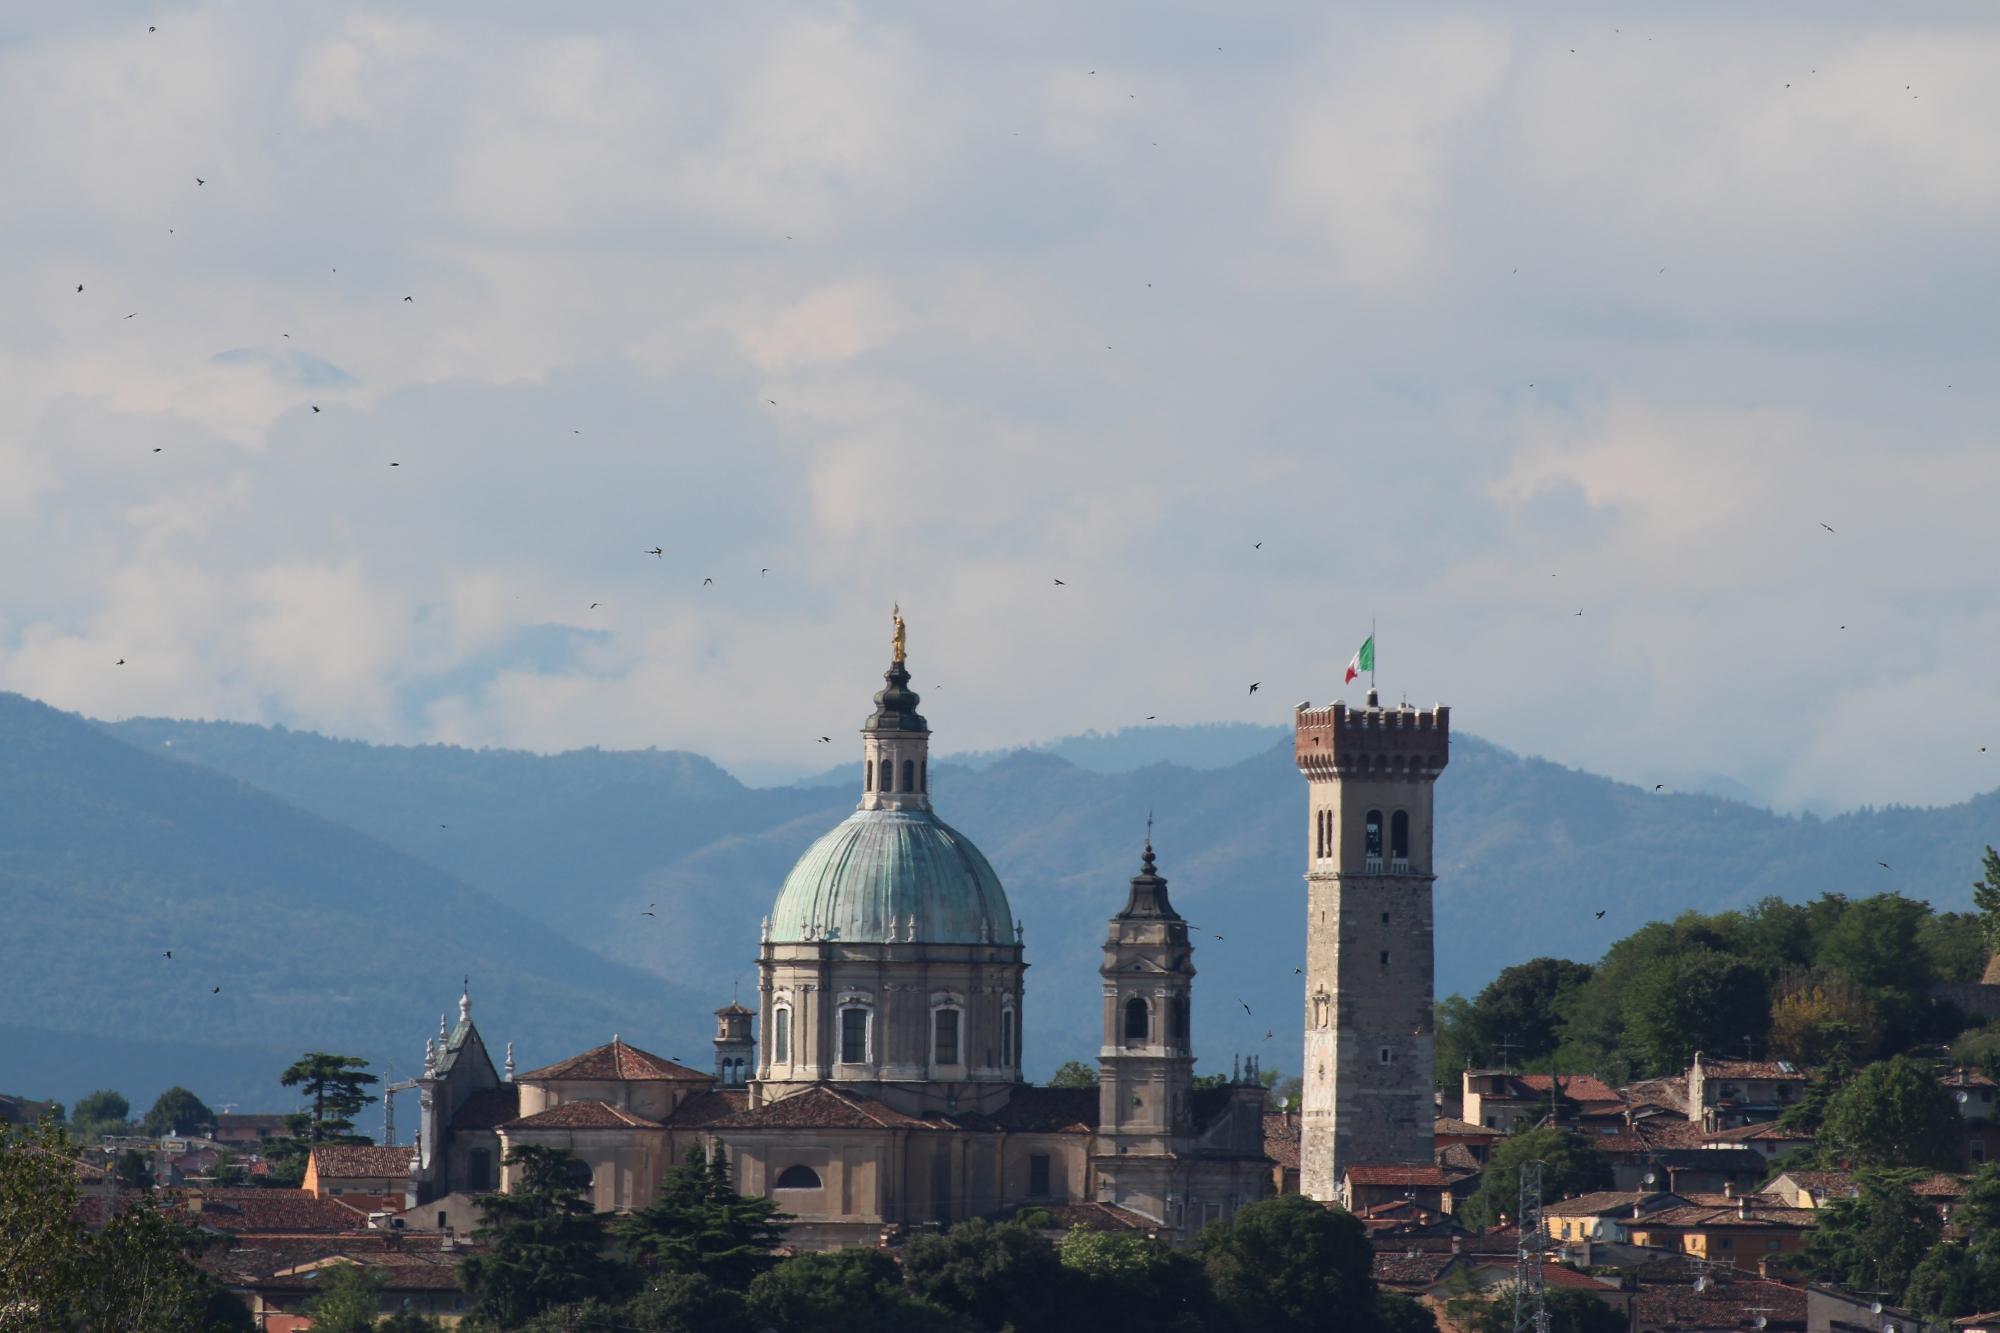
[1295, 692, 1450, 781]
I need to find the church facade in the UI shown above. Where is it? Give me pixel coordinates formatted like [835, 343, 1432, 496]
[411, 618, 1432, 1245]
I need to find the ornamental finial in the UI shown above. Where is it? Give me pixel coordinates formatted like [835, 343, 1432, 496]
[892, 603, 906, 664]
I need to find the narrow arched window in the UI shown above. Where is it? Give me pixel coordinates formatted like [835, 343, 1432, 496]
[773, 1009, 791, 1063]
[1002, 1010, 1016, 1068]
[840, 1007, 869, 1063]
[920, 759, 928, 792]
[1391, 810, 1410, 861]
[865, 763, 873, 792]
[1364, 810, 1384, 859]
[1172, 995, 1190, 1044]
[1124, 996, 1149, 1042]
[879, 758, 893, 792]
[902, 759, 915, 793]
[774, 1164, 822, 1190]
[933, 1008, 961, 1064]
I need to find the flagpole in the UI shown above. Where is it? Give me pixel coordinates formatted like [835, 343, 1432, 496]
[1370, 616, 1376, 691]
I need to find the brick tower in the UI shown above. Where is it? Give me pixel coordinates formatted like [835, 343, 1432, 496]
[1294, 690, 1450, 1199]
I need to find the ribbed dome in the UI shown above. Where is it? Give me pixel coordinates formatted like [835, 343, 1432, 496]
[771, 809, 1015, 945]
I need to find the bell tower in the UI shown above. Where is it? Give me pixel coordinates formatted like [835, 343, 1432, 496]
[1294, 691, 1449, 1199]
[1098, 832, 1197, 1150]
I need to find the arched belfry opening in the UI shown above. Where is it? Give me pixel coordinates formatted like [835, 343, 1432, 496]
[1124, 996, 1149, 1042]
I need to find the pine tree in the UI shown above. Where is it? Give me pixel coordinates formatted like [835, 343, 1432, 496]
[613, 1144, 787, 1291]
[459, 1145, 628, 1327]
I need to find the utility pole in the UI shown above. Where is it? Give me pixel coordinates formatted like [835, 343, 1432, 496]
[1514, 1159, 1549, 1333]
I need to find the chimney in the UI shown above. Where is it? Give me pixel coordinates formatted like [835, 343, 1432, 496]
[1724, 1182, 1734, 1198]
[1737, 1197, 1750, 1221]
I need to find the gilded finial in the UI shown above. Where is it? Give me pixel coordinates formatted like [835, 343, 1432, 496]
[891, 603, 907, 664]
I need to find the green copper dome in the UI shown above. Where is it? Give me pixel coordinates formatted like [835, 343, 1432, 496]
[771, 809, 1015, 946]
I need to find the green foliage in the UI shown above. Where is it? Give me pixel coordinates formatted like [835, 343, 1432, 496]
[623, 1271, 751, 1333]
[1194, 1193, 1376, 1333]
[1378, 1290, 1442, 1333]
[1470, 958, 1596, 1067]
[1048, 1060, 1099, 1088]
[1903, 1163, 2000, 1318]
[377, 1314, 447, 1333]
[72, 1088, 130, 1126]
[1973, 847, 2000, 954]
[1820, 1055, 1962, 1170]
[1, 1118, 243, 1333]
[902, 1218, 1067, 1331]
[1059, 1228, 1216, 1332]
[612, 1145, 785, 1291]
[1768, 969, 1882, 1067]
[1919, 911, 1988, 984]
[1776, 1051, 1852, 1139]
[143, 1087, 217, 1139]
[460, 1145, 629, 1328]
[115, 1147, 153, 1192]
[1800, 1169, 1940, 1302]
[745, 1247, 955, 1333]
[1459, 1127, 1615, 1230]
[1471, 1286, 1626, 1333]
[301, 1261, 384, 1333]
[279, 1052, 379, 1141]
[1618, 947, 1768, 1075]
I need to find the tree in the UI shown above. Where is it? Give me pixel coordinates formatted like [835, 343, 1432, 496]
[69, 1087, 133, 1143]
[1435, 995, 1479, 1089]
[1768, 969, 1882, 1067]
[115, 1147, 153, 1192]
[1379, 1291, 1441, 1333]
[1471, 958, 1595, 1067]
[300, 1261, 384, 1333]
[612, 1144, 786, 1291]
[278, 1053, 378, 1142]
[459, 1144, 630, 1327]
[1619, 947, 1768, 1075]
[1800, 1170, 1940, 1302]
[1195, 1193, 1377, 1333]
[1918, 911, 1987, 984]
[1472, 1286, 1625, 1333]
[745, 1248, 955, 1333]
[1048, 1061, 1099, 1088]
[1776, 1051, 1852, 1138]
[1059, 1228, 1216, 1333]
[1459, 1127, 1614, 1230]
[1972, 846, 2000, 954]
[1904, 1163, 2000, 1319]
[143, 1086, 217, 1139]
[1820, 1055, 1961, 1171]
[623, 1271, 752, 1333]
[377, 1314, 446, 1333]
[902, 1218, 1067, 1331]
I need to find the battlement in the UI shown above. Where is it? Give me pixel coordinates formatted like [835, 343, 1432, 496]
[1295, 697, 1450, 779]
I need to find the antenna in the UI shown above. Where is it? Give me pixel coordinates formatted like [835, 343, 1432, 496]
[1514, 1159, 1549, 1333]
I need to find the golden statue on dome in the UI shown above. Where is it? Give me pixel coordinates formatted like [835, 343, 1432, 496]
[892, 603, 907, 664]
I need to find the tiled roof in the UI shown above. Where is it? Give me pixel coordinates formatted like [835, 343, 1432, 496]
[1620, 1076, 1693, 1116]
[1915, 1173, 1970, 1198]
[206, 1237, 472, 1292]
[504, 1100, 665, 1130]
[1697, 1058, 1806, 1081]
[1944, 1070, 2000, 1089]
[1436, 1143, 1484, 1172]
[1373, 1249, 1457, 1287]
[515, 1038, 712, 1083]
[709, 1086, 929, 1130]
[1631, 1274, 1806, 1331]
[450, 1085, 521, 1131]
[1704, 1120, 1811, 1144]
[171, 1188, 371, 1234]
[1635, 1203, 1817, 1230]
[309, 1145, 413, 1179]
[1264, 1114, 1302, 1170]
[1544, 1190, 1681, 1218]
[987, 1086, 1101, 1134]
[1435, 1116, 1500, 1137]
[1345, 1165, 1454, 1187]
[1513, 1074, 1620, 1103]
[664, 1089, 749, 1127]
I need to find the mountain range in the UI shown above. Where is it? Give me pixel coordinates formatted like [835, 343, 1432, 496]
[2, 689, 1993, 1116]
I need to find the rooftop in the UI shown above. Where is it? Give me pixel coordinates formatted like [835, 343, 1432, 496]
[309, 1145, 413, 1179]
[514, 1038, 712, 1084]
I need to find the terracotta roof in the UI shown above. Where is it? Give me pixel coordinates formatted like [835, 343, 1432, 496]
[1635, 1203, 1817, 1230]
[1514, 1074, 1620, 1103]
[1345, 1164, 1454, 1187]
[1374, 1249, 1457, 1287]
[514, 1038, 712, 1083]
[206, 1237, 472, 1293]
[986, 1086, 1100, 1134]
[1435, 1116, 1501, 1137]
[504, 1100, 665, 1130]
[1696, 1058, 1806, 1081]
[1631, 1274, 1806, 1331]
[1437, 1143, 1484, 1172]
[170, 1188, 371, 1234]
[1704, 1120, 1811, 1144]
[449, 1086, 521, 1131]
[309, 1145, 413, 1179]
[1915, 1172, 1970, 1198]
[709, 1086, 928, 1130]
[663, 1089, 749, 1127]
[1620, 1076, 1693, 1116]
[1544, 1190, 1681, 1218]
[1264, 1114, 1302, 1170]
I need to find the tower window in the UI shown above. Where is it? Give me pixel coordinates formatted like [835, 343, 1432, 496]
[1028, 1153, 1051, 1198]
[865, 763, 873, 792]
[1171, 996, 1190, 1043]
[469, 1148, 492, 1189]
[902, 758, 915, 793]
[933, 1008, 961, 1065]
[879, 758, 892, 792]
[774, 1164, 823, 1190]
[1380, 950, 1391, 967]
[1002, 1010, 1016, 1067]
[1380, 911, 1389, 924]
[1124, 996, 1149, 1042]
[840, 1007, 869, 1064]
[773, 1009, 791, 1063]
[1380, 1047, 1392, 1064]
[920, 759, 927, 792]
[1391, 810, 1410, 861]
[1364, 810, 1383, 859]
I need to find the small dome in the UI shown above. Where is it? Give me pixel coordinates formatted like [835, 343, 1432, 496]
[771, 809, 1014, 945]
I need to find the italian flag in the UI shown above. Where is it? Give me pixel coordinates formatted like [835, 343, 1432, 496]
[1344, 635, 1374, 684]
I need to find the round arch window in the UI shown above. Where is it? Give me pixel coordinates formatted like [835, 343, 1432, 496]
[774, 1164, 823, 1190]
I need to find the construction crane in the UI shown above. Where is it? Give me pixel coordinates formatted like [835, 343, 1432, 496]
[1514, 1159, 1549, 1333]
[382, 1064, 419, 1147]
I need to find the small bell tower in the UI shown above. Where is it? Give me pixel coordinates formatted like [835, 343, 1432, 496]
[1098, 829, 1197, 1149]
[713, 1003, 756, 1086]
[859, 604, 931, 812]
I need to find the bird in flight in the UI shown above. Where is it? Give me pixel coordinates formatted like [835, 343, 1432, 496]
[211, 986, 221, 994]
[589, 602, 600, 609]
[310, 405, 320, 413]
[761, 568, 769, 576]
[1248, 681, 1260, 695]
[647, 547, 663, 558]
[1053, 578, 1065, 586]
[152, 448, 162, 453]
[1595, 910, 1606, 919]
[403, 295, 413, 303]
[1145, 715, 1156, 721]
[163, 950, 172, 959]
[1254, 542, 1262, 549]
[818, 736, 831, 743]
[703, 577, 713, 586]
[1877, 861, 1891, 869]
[1820, 522, 1835, 533]
[195, 177, 205, 186]
[1654, 784, 1663, 791]
[76, 283, 83, 293]
[124, 312, 136, 319]
[115, 658, 126, 665]
[389, 462, 399, 467]
[641, 909, 656, 917]
[1264, 1030, 1273, 1041]
[1239, 999, 1252, 1016]
[1574, 609, 1584, 617]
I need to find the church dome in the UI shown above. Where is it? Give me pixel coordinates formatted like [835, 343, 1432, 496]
[770, 809, 1015, 945]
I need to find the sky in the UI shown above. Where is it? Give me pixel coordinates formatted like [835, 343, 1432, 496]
[3, 1, 1997, 813]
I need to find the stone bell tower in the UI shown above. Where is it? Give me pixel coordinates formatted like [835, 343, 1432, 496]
[1098, 831, 1197, 1151]
[1294, 691, 1449, 1199]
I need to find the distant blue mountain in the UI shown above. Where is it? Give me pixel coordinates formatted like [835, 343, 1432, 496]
[77, 710, 2000, 1110]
